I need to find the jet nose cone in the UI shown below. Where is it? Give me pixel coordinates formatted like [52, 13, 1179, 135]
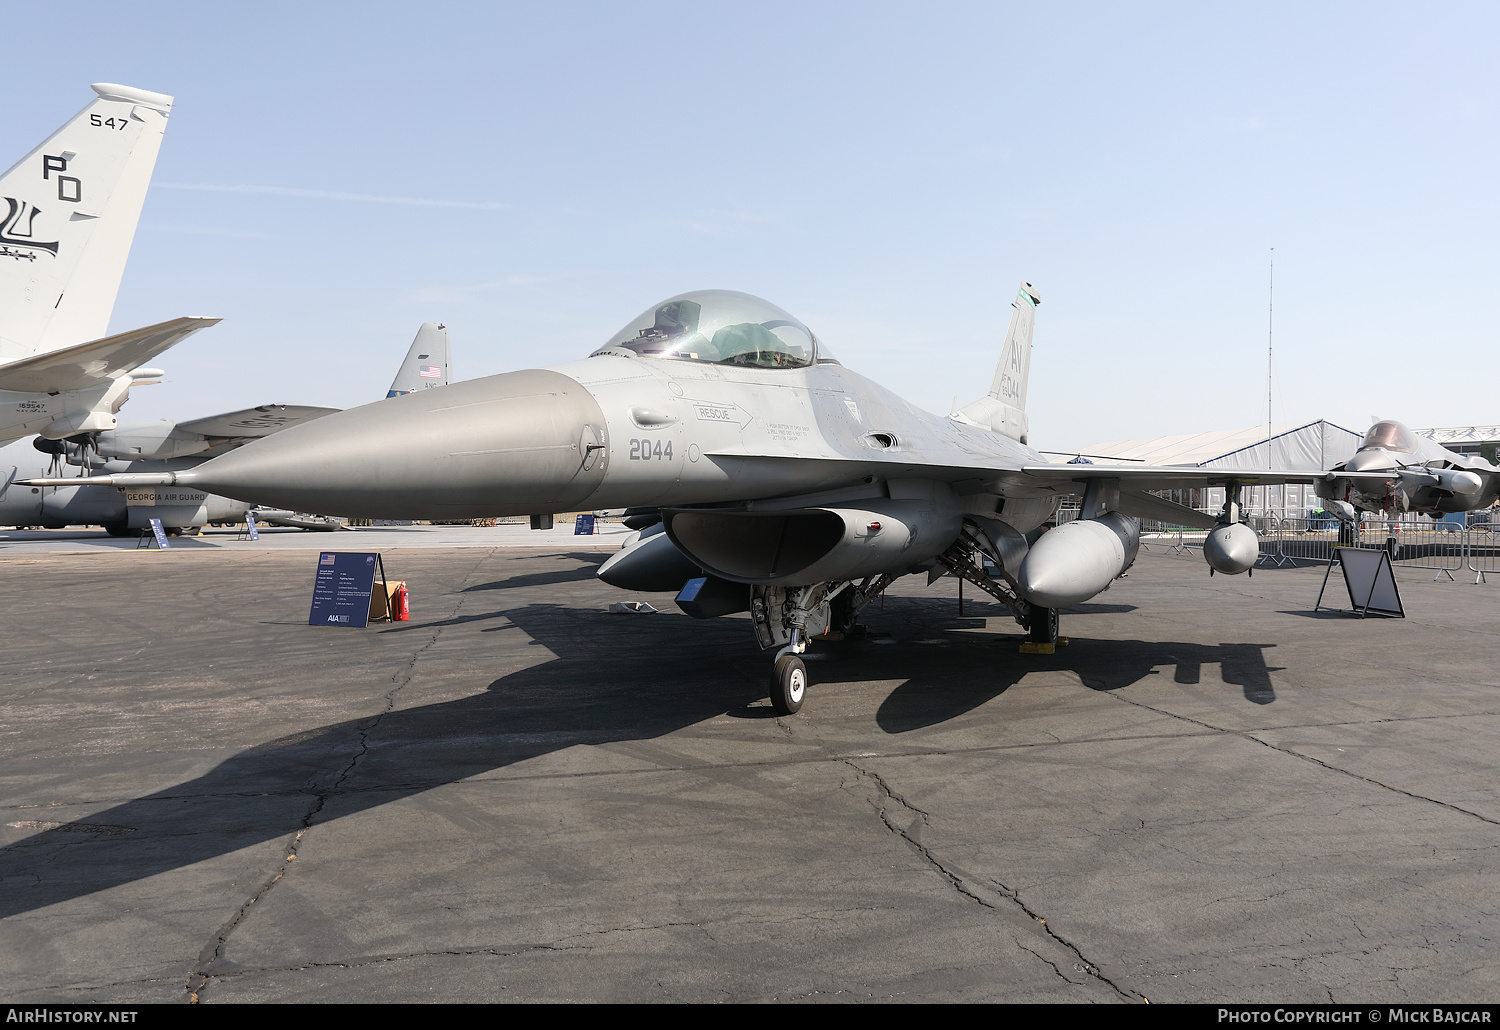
[190, 369, 609, 519]
[1347, 450, 1396, 473]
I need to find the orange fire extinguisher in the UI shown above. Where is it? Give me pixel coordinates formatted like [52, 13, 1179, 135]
[394, 583, 410, 621]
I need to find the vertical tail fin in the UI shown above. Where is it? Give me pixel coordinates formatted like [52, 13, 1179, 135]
[386, 322, 451, 397]
[0, 84, 175, 364]
[954, 282, 1040, 443]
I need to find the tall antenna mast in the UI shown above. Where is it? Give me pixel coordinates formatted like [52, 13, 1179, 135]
[1268, 247, 1274, 471]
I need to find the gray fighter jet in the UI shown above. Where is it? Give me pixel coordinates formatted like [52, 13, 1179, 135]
[37, 286, 1316, 713]
[1315, 419, 1500, 522]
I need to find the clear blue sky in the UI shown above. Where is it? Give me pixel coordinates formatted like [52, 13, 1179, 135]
[10, 1, 1498, 449]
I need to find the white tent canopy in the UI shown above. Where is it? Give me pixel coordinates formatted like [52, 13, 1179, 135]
[1061, 420, 1364, 518]
[1065, 420, 1362, 471]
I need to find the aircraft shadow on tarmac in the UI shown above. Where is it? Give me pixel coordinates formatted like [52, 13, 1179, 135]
[461, 559, 610, 592]
[0, 596, 1278, 920]
[870, 627, 1279, 732]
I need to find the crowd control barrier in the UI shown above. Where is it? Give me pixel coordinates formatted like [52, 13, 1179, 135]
[1467, 516, 1500, 582]
[1143, 512, 1497, 584]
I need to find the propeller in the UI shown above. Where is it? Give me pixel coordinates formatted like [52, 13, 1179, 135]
[32, 436, 66, 478]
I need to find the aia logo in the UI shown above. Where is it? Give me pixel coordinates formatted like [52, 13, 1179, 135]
[0, 197, 59, 261]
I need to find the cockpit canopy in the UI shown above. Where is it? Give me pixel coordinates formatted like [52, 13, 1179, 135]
[592, 290, 836, 369]
[1361, 420, 1418, 453]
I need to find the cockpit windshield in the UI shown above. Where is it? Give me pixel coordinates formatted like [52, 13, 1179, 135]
[1362, 420, 1419, 452]
[593, 290, 826, 369]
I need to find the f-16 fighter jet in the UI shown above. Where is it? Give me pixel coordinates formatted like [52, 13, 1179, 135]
[38, 286, 1316, 713]
[0, 83, 219, 447]
[1315, 420, 1500, 522]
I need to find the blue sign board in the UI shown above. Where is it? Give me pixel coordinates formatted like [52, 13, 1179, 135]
[149, 517, 170, 550]
[246, 513, 260, 541]
[574, 513, 596, 535]
[308, 552, 380, 628]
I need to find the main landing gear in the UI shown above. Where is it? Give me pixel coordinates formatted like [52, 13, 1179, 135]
[1019, 605, 1060, 654]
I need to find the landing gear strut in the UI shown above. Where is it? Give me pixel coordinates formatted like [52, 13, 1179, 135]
[935, 525, 1064, 654]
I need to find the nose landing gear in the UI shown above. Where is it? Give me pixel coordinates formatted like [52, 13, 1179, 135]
[753, 577, 893, 716]
[770, 652, 807, 715]
[769, 623, 810, 715]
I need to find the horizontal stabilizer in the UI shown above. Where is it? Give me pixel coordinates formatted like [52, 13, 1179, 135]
[177, 404, 339, 440]
[0, 316, 219, 393]
[1114, 490, 1220, 530]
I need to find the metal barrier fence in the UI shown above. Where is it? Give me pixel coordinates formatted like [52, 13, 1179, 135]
[1249, 515, 1284, 566]
[1349, 517, 1467, 579]
[1468, 519, 1500, 582]
[1144, 514, 1492, 582]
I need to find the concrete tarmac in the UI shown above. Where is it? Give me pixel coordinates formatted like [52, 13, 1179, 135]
[0, 545, 1497, 1003]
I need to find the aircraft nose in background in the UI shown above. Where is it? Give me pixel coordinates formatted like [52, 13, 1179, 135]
[185, 369, 610, 519]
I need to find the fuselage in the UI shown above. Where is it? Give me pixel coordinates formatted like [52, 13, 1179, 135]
[0, 390, 60, 444]
[168, 352, 1059, 532]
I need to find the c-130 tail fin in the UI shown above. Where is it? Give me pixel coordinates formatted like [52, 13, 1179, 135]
[953, 281, 1039, 444]
[387, 322, 451, 397]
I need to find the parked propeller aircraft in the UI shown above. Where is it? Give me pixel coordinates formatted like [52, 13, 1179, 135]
[2, 323, 449, 533]
[1316, 419, 1500, 522]
[0, 83, 218, 447]
[33, 286, 1318, 713]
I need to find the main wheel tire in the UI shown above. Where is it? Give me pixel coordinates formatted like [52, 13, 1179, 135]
[770, 655, 808, 715]
[1028, 606, 1059, 644]
[101, 522, 132, 538]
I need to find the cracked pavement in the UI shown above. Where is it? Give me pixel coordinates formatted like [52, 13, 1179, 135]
[1, 544, 1497, 1002]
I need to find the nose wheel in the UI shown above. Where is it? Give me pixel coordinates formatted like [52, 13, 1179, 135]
[770, 654, 807, 715]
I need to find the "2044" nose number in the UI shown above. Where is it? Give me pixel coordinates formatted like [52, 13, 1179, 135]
[629, 438, 674, 460]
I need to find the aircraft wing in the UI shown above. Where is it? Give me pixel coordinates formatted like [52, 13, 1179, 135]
[0, 316, 220, 394]
[702, 450, 1322, 491]
[1017, 463, 1323, 490]
[177, 404, 339, 440]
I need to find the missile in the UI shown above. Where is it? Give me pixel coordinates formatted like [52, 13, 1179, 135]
[1430, 469, 1484, 496]
[1017, 511, 1139, 608]
[1203, 522, 1258, 575]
